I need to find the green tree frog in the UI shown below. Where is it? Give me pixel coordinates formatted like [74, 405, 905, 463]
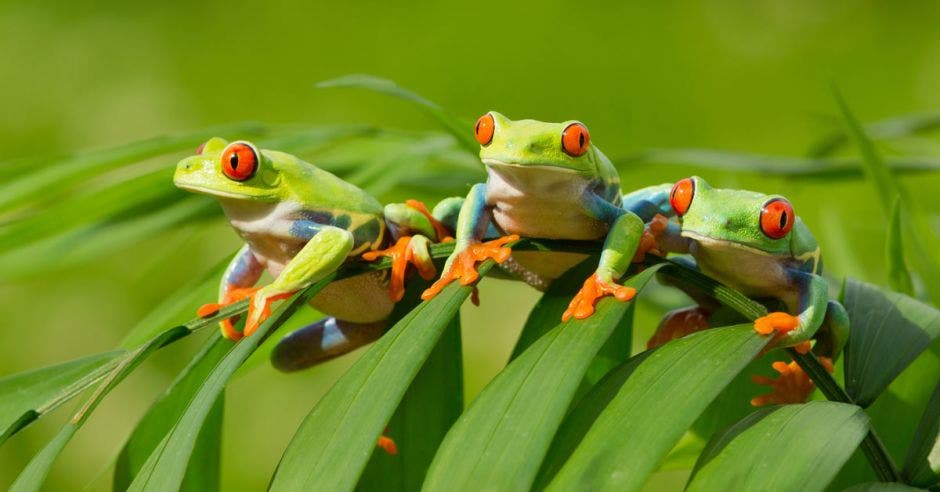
[646, 176, 850, 404]
[174, 138, 455, 365]
[421, 112, 651, 321]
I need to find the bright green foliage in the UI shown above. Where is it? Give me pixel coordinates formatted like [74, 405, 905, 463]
[842, 278, 940, 407]
[687, 402, 869, 492]
[2, 77, 939, 492]
[424, 266, 662, 491]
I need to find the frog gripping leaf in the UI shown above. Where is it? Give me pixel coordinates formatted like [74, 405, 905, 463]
[422, 112, 653, 321]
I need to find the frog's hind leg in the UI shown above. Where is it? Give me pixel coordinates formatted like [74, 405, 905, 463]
[270, 317, 386, 372]
[646, 306, 712, 349]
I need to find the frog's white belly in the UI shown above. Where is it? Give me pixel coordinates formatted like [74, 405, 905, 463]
[486, 165, 608, 240]
[224, 201, 393, 324]
[687, 233, 796, 304]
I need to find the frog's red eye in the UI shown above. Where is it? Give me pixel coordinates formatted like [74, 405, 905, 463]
[562, 123, 590, 157]
[760, 198, 795, 239]
[670, 178, 695, 216]
[475, 113, 495, 146]
[220, 142, 258, 181]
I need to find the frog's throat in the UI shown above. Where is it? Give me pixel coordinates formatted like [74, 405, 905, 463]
[482, 158, 583, 174]
[175, 183, 277, 201]
[681, 230, 778, 258]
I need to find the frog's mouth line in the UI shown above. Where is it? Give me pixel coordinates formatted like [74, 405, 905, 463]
[175, 183, 274, 201]
[482, 158, 582, 173]
[681, 230, 778, 258]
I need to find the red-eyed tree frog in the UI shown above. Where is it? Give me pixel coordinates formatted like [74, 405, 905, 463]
[421, 112, 654, 321]
[174, 138, 457, 369]
[644, 176, 850, 405]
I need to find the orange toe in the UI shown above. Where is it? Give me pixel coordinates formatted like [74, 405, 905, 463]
[197, 303, 222, 318]
[198, 286, 262, 340]
[363, 235, 437, 302]
[753, 312, 800, 336]
[749, 356, 834, 406]
[406, 199, 452, 242]
[376, 434, 398, 455]
[421, 235, 519, 301]
[243, 291, 295, 337]
[561, 273, 637, 322]
[364, 236, 415, 302]
[632, 214, 670, 263]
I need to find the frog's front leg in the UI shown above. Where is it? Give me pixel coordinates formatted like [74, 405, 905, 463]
[562, 193, 647, 321]
[243, 226, 354, 337]
[750, 272, 839, 405]
[421, 183, 518, 300]
[196, 245, 265, 341]
[753, 271, 829, 349]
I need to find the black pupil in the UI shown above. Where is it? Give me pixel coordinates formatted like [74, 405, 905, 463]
[779, 210, 788, 229]
[229, 153, 239, 170]
[578, 131, 585, 148]
[475, 120, 481, 134]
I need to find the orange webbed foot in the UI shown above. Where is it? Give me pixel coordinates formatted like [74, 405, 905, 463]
[363, 236, 437, 302]
[750, 357, 833, 406]
[197, 286, 262, 341]
[421, 235, 519, 301]
[753, 312, 800, 336]
[561, 273, 637, 322]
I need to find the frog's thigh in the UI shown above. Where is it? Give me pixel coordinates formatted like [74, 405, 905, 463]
[309, 270, 394, 323]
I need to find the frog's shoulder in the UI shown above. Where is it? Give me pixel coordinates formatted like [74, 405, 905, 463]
[789, 218, 822, 274]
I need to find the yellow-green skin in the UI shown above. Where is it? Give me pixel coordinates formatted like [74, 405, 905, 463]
[659, 176, 849, 355]
[445, 112, 644, 288]
[174, 138, 445, 364]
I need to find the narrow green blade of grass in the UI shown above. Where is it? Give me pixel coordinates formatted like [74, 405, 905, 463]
[9, 324, 190, 492]
[808, 110, 940, 157]
[0, 351, 124, 444]
[127, 277, 328, 492]
[0, 167, 181, 253]
[0, 197, 216, 280]
[834, 88, 940, 304]
[119, 260, 227, 348]
[622, 148, 940, 179]
[0, 121, 266, 213]
[509, 257, 596, 360]
[423, 266, 662, 492]
[902, 382, 940, 487]
[887, 197, 915, 296]
[269, 267, 487, 492]
[113, 333, 230, 490]
[357, 296, 463, 492]
[686, 402, 869, 492]
[842, 278, 940, 407]
[545, 324, 770, 491]
[317, 74, 479, 154]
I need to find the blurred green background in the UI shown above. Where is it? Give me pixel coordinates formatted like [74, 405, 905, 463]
[2, 1, 939, 490]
